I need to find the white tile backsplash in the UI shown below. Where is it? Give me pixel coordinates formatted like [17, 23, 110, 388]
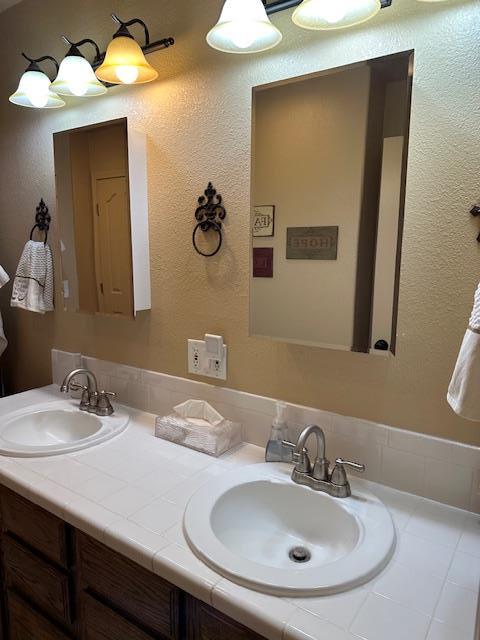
[51, 350, 82, 386]
[51, 349, 480, 513]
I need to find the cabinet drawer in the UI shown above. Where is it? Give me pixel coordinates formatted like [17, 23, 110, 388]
[1, 486, 68, 567]
[81, 593, 156, 640]
[3, 535, 72, 626]
[8, 591, 72, 640]
[187, 596, 266, 640]
[77, 533, 180, 639]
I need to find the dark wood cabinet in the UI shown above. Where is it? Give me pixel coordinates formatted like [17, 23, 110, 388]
[77, 533, 180, 639]
[8, 592, 72, 640]
[1, 488, 69, 567]
[186, 596, 265, 640]
[81, 593, 158, 640]
[3, 535, 73, 626]
[0, 485, 266, 640]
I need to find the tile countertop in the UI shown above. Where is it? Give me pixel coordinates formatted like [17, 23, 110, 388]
[0, 387, 478, 640]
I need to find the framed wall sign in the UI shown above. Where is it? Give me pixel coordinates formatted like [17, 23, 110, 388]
[287, 226, 339, 260]
[253, 247, 274, 277]
[253, 206, 275, 237]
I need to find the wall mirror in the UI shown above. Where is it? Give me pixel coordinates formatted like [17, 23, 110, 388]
[54, 117, 151, 318]
[251, 51, 413, 355]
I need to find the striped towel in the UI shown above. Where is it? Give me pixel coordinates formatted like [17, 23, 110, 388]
[11, 241, 54, 314]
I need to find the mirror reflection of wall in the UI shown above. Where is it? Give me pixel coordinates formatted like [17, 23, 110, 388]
[54, 118, 151, 318]
[251, 52, 413, 355]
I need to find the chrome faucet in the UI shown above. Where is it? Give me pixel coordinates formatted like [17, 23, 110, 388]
[60, 369, 116, 417]
[267, 424, 365, 499]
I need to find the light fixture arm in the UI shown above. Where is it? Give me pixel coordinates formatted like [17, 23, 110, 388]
[21, 52, 59, 78]
[111, 14, 151, 46]
[61, 36, 102, 64]
[106, 14, 174, 58]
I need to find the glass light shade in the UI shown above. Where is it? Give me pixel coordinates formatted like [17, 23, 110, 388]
[207, 0, 283, 54]
[292, 0, 381, 30]
[95, 36, 158, 85]
[9, 70, 65, 109]
[51, 56, 107, 97]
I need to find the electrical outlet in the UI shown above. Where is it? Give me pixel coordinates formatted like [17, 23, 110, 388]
[188, 340, 204, 375]
[188, 338, 227, 380]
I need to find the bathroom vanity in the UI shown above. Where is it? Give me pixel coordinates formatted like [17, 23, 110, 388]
[0, 485, 263, 640]
[0, 385, 477, 640]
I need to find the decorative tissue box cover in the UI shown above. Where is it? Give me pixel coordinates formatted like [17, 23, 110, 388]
[155, 401, 242, 457]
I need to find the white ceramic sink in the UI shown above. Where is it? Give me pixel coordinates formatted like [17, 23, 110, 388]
[184, 463, 395, 596]
[0, 400, 129, 457]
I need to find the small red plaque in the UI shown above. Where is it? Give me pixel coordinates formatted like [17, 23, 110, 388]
[253, 248, 273, 278]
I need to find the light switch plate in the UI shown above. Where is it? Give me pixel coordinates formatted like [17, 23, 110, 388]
[188, 339, 227, 380]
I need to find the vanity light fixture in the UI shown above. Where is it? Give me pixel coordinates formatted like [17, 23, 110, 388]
[9, 54, 65, 109]
[207, 0, 283, 54]
[9, 15, 174, 109]
[51, 37, 107, 97]
[95, 14, 166, 85]
[207, 0, 393, 53]
[292, 0, 381, 30]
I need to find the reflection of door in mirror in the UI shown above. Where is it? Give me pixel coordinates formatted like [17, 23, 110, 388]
[93, 174, 132, 316]
[56, 120, 135, 318]
[250, 52, 413, 355]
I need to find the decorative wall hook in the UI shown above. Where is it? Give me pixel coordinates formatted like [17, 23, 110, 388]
[470, 204, 480, 242]
[30, 199, 51, 245]
[193, 183, 227, 257]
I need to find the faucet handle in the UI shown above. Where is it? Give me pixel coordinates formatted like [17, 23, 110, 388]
[69, 383, 88, 392]
[87, 391, 99, 414]
[282, 440, 304, 461]
[283, 441, 311, 474]
[96, 391, 116, 417]
[68, 384, 91, 412]
[331, 458, 366, 487]
[336, 459, 366, 472]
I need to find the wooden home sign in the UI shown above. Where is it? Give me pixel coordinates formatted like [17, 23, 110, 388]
[286, 226, 338, 260]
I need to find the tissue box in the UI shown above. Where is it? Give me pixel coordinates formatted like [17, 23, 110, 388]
[155, 400, 242, 457]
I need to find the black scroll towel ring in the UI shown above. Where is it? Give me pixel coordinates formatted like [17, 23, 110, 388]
[30, 199, 51, 245]
[193, 183, 226, 257]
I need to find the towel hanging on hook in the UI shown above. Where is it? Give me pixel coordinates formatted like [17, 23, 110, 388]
[29, 199, 51, 245]
[470, 203, 480, 242]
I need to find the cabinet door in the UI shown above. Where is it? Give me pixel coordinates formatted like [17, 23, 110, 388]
[77, 533, 180, 639]
[81, 593, 156, 640]
[0, 487, 69, 568]
[186, 596, 266, 640]
[8, 591, 71, 640]
[3, 535, 72, 626]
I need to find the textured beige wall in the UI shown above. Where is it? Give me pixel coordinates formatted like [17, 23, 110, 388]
[0, 0, 479, 446]
[252, 64, 369, 348]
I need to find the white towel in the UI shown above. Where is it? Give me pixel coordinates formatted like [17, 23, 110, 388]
[0, 265, 8, 357]
[448, 282, 480, 420]
[11, 241, 54, 314]
[0, 266, 9, 289]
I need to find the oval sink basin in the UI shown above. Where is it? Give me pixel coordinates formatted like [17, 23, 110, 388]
[184, 463, 395, 596]
[0, 400, 129, 457]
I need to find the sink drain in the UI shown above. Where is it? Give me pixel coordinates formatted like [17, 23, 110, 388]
[289, 546, 312, 564]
